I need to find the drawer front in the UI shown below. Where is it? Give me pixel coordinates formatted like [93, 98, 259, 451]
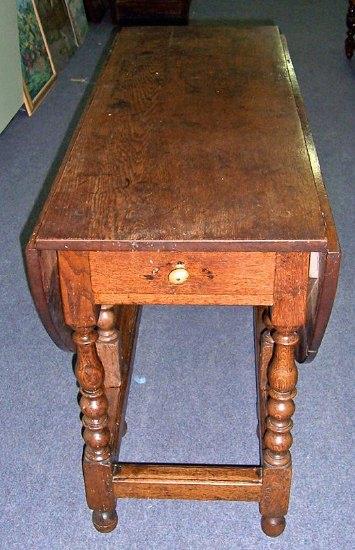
[89, 251, 276, 305]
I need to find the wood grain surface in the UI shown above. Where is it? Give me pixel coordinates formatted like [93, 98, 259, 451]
[280, 36, 340, 361]
[113, 463, 262, 501]
[34, 26, 327, 252]
[58, 251, 98, 327]
[272, 252, 309, 328]
[89, 251, 276, 305]
[25, 245, 74, 351]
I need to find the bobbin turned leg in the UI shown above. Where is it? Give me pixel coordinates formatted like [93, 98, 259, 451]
[96, 305, 128, 443]
[260, 327, 298, 536]
[259, 253, 309, 537]
[254, 308, 274, 445]
[74, 327, 118, 533]
[58, 252, 118, 533]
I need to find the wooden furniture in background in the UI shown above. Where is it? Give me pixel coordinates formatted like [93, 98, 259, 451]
[83, 0, 107, 23]
[111, 0, 190, 25]
[346, 0, 355, 58]
[26, 26, 340, 537]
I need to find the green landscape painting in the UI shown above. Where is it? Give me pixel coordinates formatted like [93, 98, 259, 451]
[64, 0, 88, 47]
[34, 0, 76, 70]
[17, 0, 55, 104]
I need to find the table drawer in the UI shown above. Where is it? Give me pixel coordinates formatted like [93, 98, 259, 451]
[89, 251, 276, 305]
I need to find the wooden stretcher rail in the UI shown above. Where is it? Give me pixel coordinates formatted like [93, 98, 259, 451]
[112, 464, 262, 501]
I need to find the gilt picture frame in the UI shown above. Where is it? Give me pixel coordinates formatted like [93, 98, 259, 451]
[33, 0, 77, 71]
[64, 0, 89, 47]
[17, 0, 56, 115]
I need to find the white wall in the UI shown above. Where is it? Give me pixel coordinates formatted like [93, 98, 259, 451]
[0, 0, 23, 133]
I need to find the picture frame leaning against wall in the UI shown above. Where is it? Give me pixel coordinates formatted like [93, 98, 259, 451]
[16, 0, 56, 115]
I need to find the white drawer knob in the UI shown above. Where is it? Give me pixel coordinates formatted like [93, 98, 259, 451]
[168, 263, 189, 285]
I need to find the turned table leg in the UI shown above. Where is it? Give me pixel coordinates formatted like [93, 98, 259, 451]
[97, 305, 121, 387]
[96, 305, 128, 442]
[58, 252, 119, 533]
[74, 326, 118, 533]
[260, 327, 298, 536]
[259, 252, 309, 537]
[255, 308, 274, 446]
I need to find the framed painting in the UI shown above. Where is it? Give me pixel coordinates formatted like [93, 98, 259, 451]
[34, 0, 77, 71]
[64, 0, 89, 47]
[17, 0, 56, 115]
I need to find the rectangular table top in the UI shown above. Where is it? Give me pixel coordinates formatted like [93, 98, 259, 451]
[34, 25, 330, 252]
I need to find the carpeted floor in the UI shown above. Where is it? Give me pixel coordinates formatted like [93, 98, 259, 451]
[0, 1, 354, 548]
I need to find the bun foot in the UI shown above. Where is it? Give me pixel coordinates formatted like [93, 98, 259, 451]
[261, 515, 286, 537]
[92, 509, 118, 533]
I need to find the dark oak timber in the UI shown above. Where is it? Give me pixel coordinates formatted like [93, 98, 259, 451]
[106, 305, 141, 453]
[254, 307, 274, 450]
[25, 244, 74, 351]
[25, 26, 340, 537]
[115, 0, 191, 25]
[259, 253, 309, 536]
[113, 464, 262, 501]
[34, 26, 327, 253]
[89, 251, 276, 305]
[281, 37, 340, 362]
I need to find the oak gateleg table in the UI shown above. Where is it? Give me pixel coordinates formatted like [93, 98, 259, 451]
[26, 26, 340, 537]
